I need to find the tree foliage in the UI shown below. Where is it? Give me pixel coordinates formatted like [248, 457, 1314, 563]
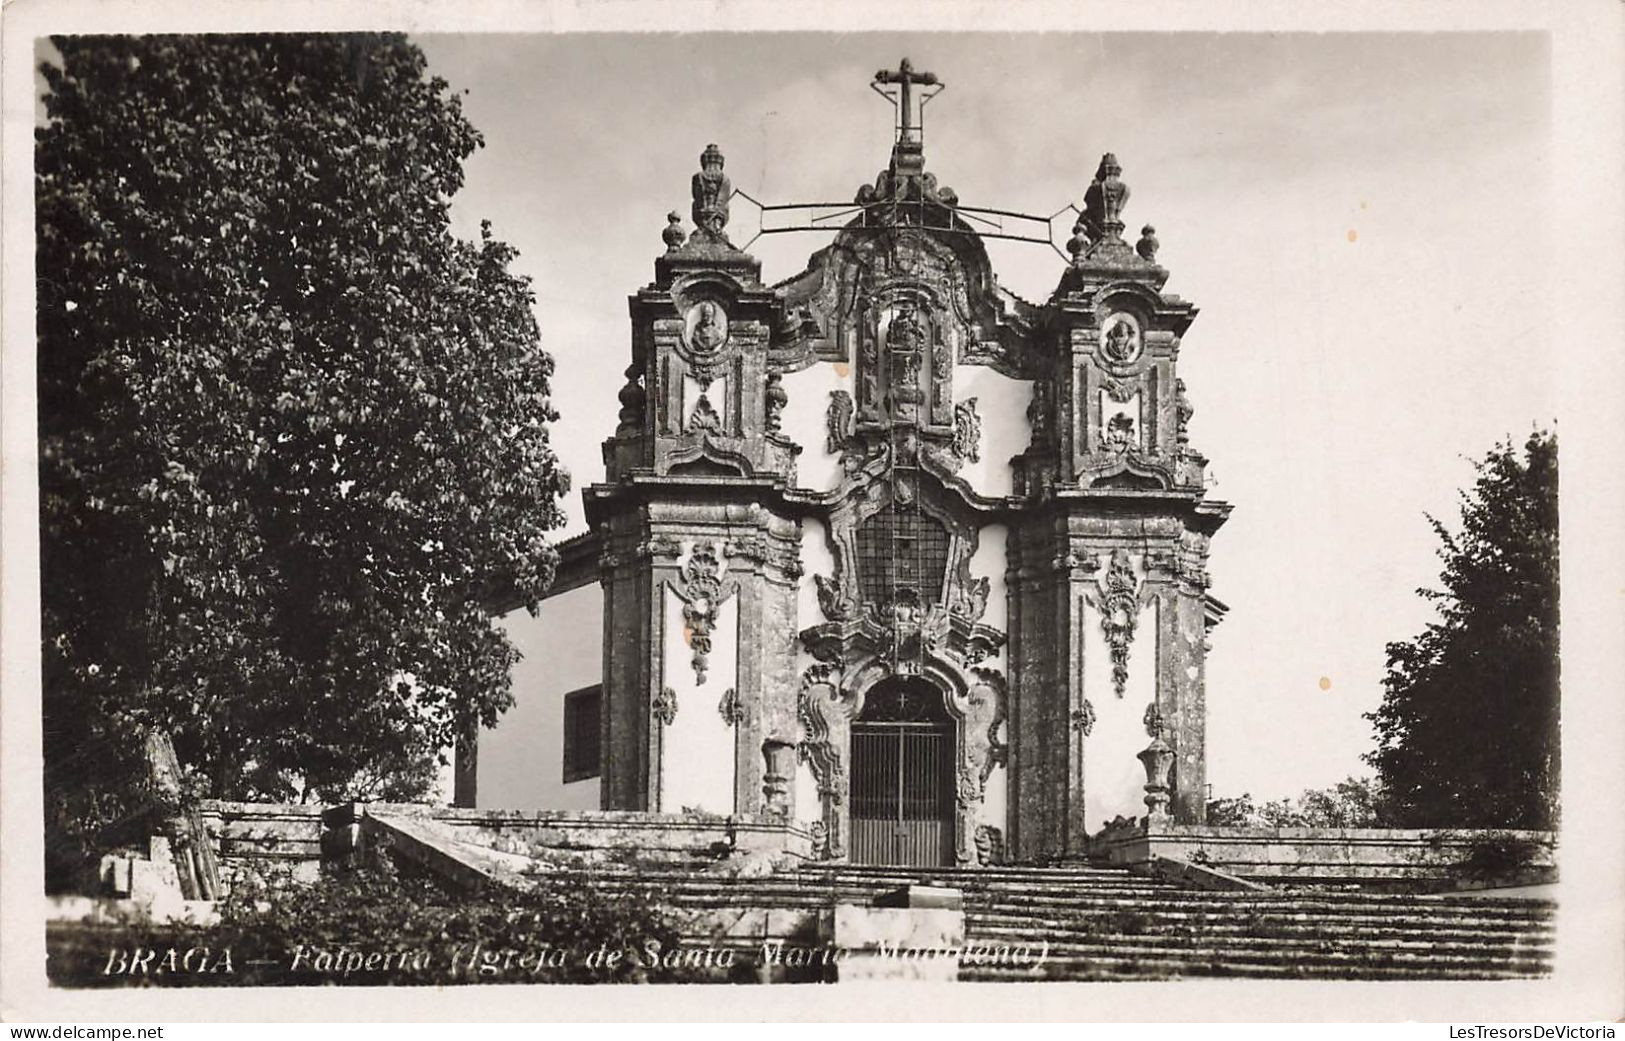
[48, 862, 719, 986]
[1206, 776, 1389, 829]
[1363, 432, 1558, 829]
[37, 34, 568, 873]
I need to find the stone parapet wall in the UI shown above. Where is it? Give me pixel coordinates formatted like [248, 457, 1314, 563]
[1088, 819, 1557, 890]
[198, 801, 815, 887]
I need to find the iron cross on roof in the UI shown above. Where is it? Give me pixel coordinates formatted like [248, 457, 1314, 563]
[872, 57, 942, 144]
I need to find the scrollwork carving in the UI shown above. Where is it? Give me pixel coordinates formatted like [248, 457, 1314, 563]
[719, 687, 744, 727]
[952, 397, 981, 464]
[1100, 549, 1140, 698]
[673, 541, 728, 685]
[653, 686, 678, 727]
[826, 389, 854, 454]
[1071, 700, 1097, 736]
[814, 573, 852, 622]
[796, 664, 850, 860]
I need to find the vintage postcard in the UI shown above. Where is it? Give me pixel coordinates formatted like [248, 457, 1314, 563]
[3, 0, 1622, 1025]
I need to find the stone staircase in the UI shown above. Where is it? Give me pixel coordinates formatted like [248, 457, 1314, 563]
[551, 861, 1554, 981]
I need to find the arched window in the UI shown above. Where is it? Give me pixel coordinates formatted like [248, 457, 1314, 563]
[854, 503, 950, 606]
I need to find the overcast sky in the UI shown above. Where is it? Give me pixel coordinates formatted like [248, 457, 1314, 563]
[411, 32, 1552, 802]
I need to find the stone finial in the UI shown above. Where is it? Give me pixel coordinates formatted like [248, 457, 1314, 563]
[1066, 214, 1090, 258]
[1136, 224, 1159, 262]
[691, 143, 732, 241]
[616, 361, 645, 432]
[1082, 152, 1130, 245]
[1137, 729, 1176, 820]
[662, 211, 686, 251]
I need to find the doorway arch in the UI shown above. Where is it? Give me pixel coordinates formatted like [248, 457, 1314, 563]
[848, 677, 956, 866]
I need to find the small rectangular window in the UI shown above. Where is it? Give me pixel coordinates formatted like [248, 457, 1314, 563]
[562, 685, 601, 783]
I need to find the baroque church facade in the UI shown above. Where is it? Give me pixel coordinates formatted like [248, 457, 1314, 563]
[475, 64, 1231, 866]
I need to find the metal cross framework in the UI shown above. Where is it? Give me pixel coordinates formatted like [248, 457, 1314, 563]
[872, 57, 942, 147]
[732, 189, 1080, 260]
[730, 57, 1080, 259]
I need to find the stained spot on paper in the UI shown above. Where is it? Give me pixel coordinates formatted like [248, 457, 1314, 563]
[1318, 676, 1332, 691]
[1346, 230, 1358, 244]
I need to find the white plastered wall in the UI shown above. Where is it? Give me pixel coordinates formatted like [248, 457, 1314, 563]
[955, 368, 1031, 498]
[1082, 557, 1159, 830]
[658, 542, 739, 814]
[481, 582, 604, 810]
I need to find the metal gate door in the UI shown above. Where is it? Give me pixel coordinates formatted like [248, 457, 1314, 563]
[849, 720, 954, 866]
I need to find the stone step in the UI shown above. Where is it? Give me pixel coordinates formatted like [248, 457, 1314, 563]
[578, 881, 1554, 927]
[965, 915, 1551, 944]
[966, 925, 1552, 961]
[963, 958, 1547, 982]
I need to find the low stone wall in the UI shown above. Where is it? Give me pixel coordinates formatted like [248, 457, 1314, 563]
[198, 801, 327, 888]
[199, 800, 816, 888]
[1089, 819, 1557, 890]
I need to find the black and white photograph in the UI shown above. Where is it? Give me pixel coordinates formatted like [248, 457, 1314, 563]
[2, 0, 1622, 1026]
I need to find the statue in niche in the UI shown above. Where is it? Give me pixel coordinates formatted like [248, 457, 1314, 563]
[887, 303, 926, 353]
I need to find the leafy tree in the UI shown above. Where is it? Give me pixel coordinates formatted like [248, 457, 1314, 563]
[48, 861, 722, 986]
[37, 34, 567, 879]
[1364, 432, 1558, 830]
[1206, 776, 1388, 828]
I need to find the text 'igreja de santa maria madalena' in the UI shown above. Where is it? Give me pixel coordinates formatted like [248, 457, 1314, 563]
[579, 59, 1230, 866]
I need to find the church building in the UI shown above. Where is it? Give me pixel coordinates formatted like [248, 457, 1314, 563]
[471, 61, 1231, 866]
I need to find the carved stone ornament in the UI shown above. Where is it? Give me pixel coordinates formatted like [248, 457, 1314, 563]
[685, 301, 729, 360]
[796, 663, 850, 860]
[973, 824, 1006, 866]
[765, 371, 787, 434]
[662, 210, 686, 251]
[675, 541, 728, 685]
[1143, 700, 1167, 739]
[1175, 378, 1194, 447]
[1071, 700, 1097, 736]
[1105, 411, 1137, 452]
[1082, 152, 1131, 246]
[826, 389, 855, 454]
[687, 391, 722, 434]
[690, 143, 732, 242]
[616, 361, 645, 432]
[950, 553, 990, 624]
[1100, 548, 1140, 699]
[1136, 223, 1159, 262]
[814, 573, 852, 622]
[653, 686, 678, 727]
[1101, 314, 1142, 367]
[952, 397, 981, 464]
[719, 687, 745, 727]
